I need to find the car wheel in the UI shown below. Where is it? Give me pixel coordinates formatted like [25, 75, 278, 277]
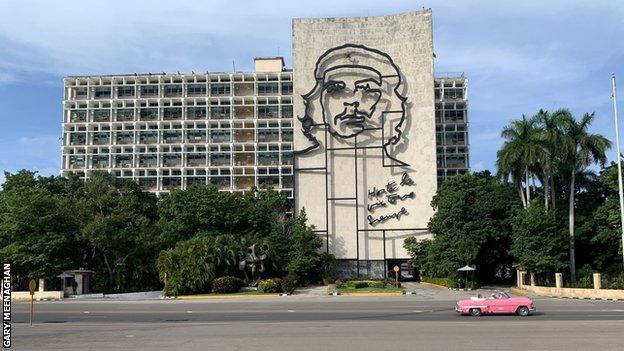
[469, 308, 481, 317]
[516, 306, 530, 316]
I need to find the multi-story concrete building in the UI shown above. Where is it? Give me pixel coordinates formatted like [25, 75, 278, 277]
[435, 74, 469, 184]
[61, 58, 295, 199]
[60, 9, 469, 277]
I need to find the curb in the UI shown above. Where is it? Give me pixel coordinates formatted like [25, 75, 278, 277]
[419, 281, 450, 290]
[549, 295, 621, 301]
[177, 293, 281, 300]
[403, 291, 416, 295]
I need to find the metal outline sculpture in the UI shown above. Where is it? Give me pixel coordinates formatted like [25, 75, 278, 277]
[294, 43, 428, 278]
[294, 43, 409, 167]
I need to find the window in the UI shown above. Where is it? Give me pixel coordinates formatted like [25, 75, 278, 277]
[140, 108, 158, 120]
[443, 88, 463, 100]
[118, 86, 135, 98]
[187, 107, 206, 119]
[93, 109, 110, 122]
[281, 82, 293, 95]
[211, 107, 230, 119]
[163, 108, 182, 120]
[281, 105, 293, 118]
[164, 85, 182, 97]
[94, 87, 111, 99]
[140, 85, 159, 97]
[117, 109, 135, 121]
[257, 83, 279, 95]
[187, 84, 207, 96]
[210, 84, 230, 96]
[258, 106, 279, 118]
[70, 110, 87, 122]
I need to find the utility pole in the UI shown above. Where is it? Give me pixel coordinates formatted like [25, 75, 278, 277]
[610, 73, 624, 267]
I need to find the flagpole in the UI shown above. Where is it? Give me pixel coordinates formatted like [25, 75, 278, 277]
[611, 73, 624, 266]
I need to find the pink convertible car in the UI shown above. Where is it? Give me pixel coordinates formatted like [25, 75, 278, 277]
[455, 291, 535, 316]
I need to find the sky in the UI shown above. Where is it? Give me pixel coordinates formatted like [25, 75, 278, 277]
[0, 0, 623, 183]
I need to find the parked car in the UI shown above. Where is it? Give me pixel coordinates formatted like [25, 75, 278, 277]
[455, 291, 535, 316]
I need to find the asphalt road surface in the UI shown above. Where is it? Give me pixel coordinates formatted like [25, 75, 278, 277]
[9, 292, 624, 350]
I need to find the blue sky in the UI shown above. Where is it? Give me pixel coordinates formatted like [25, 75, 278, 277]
[1, 0, 623, 183]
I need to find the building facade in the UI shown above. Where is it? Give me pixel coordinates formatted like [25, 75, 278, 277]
[61, 58, 295, 199]
[61, 10, 468, 277]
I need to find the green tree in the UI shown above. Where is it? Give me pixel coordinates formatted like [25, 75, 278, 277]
[413, 172, 521, 282]
[511, 201, 567, 273]
[556, 109, 611, 281]
[80, 172, 160, 292]
[282, 210, 322, 284]
[0, 171, 80, 280]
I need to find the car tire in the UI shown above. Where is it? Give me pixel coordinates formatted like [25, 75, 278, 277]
[469, 308, 481, 317]
[516, 306, 530, 316]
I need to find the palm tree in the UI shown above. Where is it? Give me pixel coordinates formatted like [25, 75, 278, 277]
[556, 109, 612, 282]
[497, 115, 547, 208]
[534, 109, 568, 209]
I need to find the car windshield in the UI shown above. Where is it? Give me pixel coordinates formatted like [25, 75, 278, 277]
[489, 292, 510, 299]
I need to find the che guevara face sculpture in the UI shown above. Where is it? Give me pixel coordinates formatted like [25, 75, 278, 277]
[296, 43, 408, 166]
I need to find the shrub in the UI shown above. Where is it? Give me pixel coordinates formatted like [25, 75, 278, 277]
[281, 273, 298, 294]
[352, 281, 369, 289]
[369, 281, 386, 289]
[258, 279, 281, 293]
[335, 279, 344, 289]
[211, 276, 244, 294]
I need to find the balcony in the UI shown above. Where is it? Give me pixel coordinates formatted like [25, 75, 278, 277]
[140, 86, 159, 98]
[92, 133, 111, 145]
[234, 153, 254, 166]
[163, 108, 182, 121]
[91, 156, 110, 169]
[234, 130, 254, 143]
[258, 106, 279, 119]
[257, 130, 279, 143]
[163, 155, 182, 167]
[211, 107, 230, 119]
[163, 132, 182, 144]
[70, 111, 87, 123]
[187, 154, 207, 166]
[186, 107, 207, 120]
[164, 85, 182, 97]
[209, 177, 231, 190]
[69, 134, 86, 145]
[187, 177, 206, 187]
[187, 84, 207, 97]
[210, 155, 231, 166]
[94, 88, 111, 99]
[116, 109, 135, 121]
[139, 132, 158, 144]
[138, 177, 157, 191]
[114, 157, 133, 168]
[139, 155, 158, 167]
[257, 83, 279, 96]
[139, 109, 158, 121]
[186, 131, 206, 143]
[162, 177, 182, 190]
[115, 133, 134, 145]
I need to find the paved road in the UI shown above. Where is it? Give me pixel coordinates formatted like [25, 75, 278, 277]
[8, 288, 624, 350]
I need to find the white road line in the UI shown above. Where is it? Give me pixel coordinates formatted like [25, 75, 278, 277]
[287, 310, 295, 313]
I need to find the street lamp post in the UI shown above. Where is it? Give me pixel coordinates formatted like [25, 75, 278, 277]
[611, 73, 624, 267]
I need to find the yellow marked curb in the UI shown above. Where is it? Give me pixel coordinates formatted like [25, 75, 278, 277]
[340, 292, 405, 297]
[509, 287, 529, 296]
[177, 293, 281, 300]
[419, 281, 450, 289]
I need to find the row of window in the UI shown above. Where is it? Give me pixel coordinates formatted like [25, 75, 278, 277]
[71, 83, 293, 100]
[67, 106, 293, 122]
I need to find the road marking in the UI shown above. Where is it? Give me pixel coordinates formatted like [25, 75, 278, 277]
[412, 310, 423, 313]
[287, 310, 295, 313]
[126, 335, 134, 338]
[186, 310, 193, 313]
[83, 311, 90, 314]
[600, 309, 624, 312]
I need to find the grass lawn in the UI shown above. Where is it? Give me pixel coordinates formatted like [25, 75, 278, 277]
[336, 286, 405, 294]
